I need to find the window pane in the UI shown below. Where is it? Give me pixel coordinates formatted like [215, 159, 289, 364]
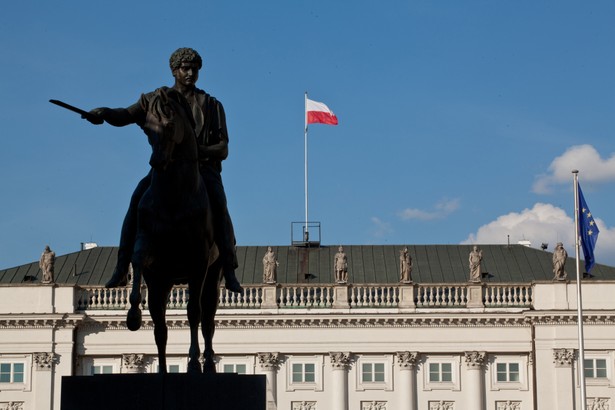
[236, 364, 246, 374]
[374, 363, 385, 382]
[102, 365, 113, 374]
[429, 363, 440, 382]
[362, 363, 372, 382]
[0, 363, 10, 382]
[442, 363, 452, 382]
[223, 364, 234, 373]
[168, 365, 180, 373]
[304, 371, 315, 383]
[292, 364, 303, 382]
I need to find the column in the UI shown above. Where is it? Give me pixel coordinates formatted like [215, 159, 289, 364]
[258, 352, 281, 410]
[396, 352, 418, 410]
[329, 352, 351, 410]
[122, 354, 145, 373]
[33, 352, 56, 410]
[464, 351, 486, 410]
[552, 348, 575, 410]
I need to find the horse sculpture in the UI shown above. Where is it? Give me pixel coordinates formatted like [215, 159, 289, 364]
[125, 87, 222, 373]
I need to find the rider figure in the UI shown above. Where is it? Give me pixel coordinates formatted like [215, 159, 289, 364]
[85, 47, 243, 293]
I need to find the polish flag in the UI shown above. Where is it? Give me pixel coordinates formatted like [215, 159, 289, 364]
[306, 98, 338, 125]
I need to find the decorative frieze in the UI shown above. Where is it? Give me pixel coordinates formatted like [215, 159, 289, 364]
[329, 352, 351, 370]
[257, 352, 281, 370]
[0, 402, 24, 410]
[396, 351, 418, 369]
[34, 352, 56, 370]
[464, 351, 485, 368]
[587, 397, 610, 409]
[429, 400, 454, 410]
[292, 401, 316, 410]
[122, 354, 145, 373]
[553, 348, 575, 367]
[361, 401, 387, 410]
[496, 401, 521, 410]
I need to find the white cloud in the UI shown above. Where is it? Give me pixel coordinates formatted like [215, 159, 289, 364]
[533, 145, 615, 194]
[370, 217, 393, 238]
[462, 202, 615, 267]
[399, 198, 460, 221]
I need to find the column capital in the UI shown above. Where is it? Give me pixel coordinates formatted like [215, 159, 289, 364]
[257, 352, 281, 370]
[122, 354, 145, 373]
[396, 351, 419, 369]
[34, 352, 57, 371]
[464, 351, 486, 369]
[329, 351, 351, 370]
[553, 348, 575, 368]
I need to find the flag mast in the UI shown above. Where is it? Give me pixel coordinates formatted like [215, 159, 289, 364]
[573, 169, 587, 408]
[304, 92, 309, 241]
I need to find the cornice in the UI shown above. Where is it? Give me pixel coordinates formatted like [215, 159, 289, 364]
[9, 310, 612, 331]
[0, 314, 84, 329]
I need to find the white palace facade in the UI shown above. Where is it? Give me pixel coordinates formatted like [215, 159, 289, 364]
[1, 243, 615, 410]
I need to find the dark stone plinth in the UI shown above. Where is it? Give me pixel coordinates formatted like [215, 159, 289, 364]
[61, 373, 266, 410]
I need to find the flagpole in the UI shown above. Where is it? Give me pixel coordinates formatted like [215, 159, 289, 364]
[304, 92, 309, 242]
[573, 169, 587, 409]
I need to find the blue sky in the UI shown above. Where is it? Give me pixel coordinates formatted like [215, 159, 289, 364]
[1, 0, 615, 269]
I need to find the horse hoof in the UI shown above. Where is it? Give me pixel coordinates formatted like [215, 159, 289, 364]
[126, 307, 142, 331]
[203, 360, 217, 373]
[188, 360, 202, 374]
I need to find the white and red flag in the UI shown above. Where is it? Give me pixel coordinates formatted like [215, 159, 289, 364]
[306, 98, 338, 126]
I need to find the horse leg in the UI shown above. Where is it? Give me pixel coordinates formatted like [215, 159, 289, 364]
[126, 264, 142, 331]
[202, 260, 223, 373]
[187, 281, 202, 374]
[148, 283, 172, 373]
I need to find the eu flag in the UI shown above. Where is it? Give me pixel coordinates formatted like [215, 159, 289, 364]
[578, 184, 600, 273]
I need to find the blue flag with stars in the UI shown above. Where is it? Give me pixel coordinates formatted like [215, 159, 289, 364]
[578, 184, 599, 273]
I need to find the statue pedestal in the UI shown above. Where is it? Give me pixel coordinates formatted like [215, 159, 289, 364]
[61, 373, 266, 410]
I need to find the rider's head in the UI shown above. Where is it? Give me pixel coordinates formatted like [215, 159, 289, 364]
[169, 48, 203, 71]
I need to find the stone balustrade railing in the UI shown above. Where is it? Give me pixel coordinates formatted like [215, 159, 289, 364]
[75, 282, 534, 311]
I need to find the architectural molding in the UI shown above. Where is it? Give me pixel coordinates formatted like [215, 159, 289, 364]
[122, 354, 145, 373]
[396, 351, 418, 369]
[257, 352, 281, 370]
[329, 352, 351, 370]
[464, 351, 486, 369]
[553, 348, 575, 367]
[0, 402, 25, 410]
[33, 352, 56, 371]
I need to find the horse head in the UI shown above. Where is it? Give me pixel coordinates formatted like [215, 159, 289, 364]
[140, 87, 195, 170]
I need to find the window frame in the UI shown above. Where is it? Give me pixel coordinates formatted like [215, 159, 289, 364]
[581, 353, 613, 387]
[490, 356, 528, 391]
[81, 357, 121, 376]
[356, 355, 393, 391]
[286, 356, 323, 392]
[0, 355, 32, 392]
[423, 355, 460, 391]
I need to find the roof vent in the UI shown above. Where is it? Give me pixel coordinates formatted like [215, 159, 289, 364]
[517, 240, 531, 247]
[81, 242, 98, 250]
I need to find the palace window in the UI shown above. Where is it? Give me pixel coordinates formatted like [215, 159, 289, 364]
[223, 363, 247, 374]
[423, 356, 460, 391]
[91, 365, 114, 375]
[286, 356, 323, 392]
[490, 356, 528, 391]
[0, 362, 25, 383]
[429, 363, 453, 382]
[356, 356, 393, 391]
[584, 358, 608, 379]
[362, 362, 386, 383]
[496, 362, 520, 382]
[292, 363, 315, 383]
